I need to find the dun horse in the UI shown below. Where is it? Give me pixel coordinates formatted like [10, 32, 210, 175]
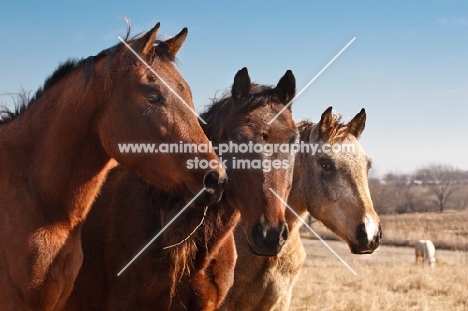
[227, 107, 382, 310]
[0, 23, 226, 310]
[65, 68, 298, 310]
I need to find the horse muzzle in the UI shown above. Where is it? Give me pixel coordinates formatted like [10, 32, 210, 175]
[248, 221, 289, 256]
[194, 170, 227, 207]
[349, 223, 382, 254]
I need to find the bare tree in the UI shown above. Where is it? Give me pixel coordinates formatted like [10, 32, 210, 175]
[369, 178, 395, 214]
[415, 164, 463, 213]
[383, 172, 419, 213]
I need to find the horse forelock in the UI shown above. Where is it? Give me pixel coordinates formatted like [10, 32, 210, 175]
[298, 113, 358, 144]
[201, 84, 284, 141]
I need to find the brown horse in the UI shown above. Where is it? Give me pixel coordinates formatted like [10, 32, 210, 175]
[0, 23, 226, 311]
[64, 68, 297, 310]
[227, 107, 382, 310]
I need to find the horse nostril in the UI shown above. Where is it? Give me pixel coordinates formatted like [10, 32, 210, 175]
[203, 170, 221, 194]
[279, 222, 289, 242]
[252, 222, 266, 240]
[355, 223, 367, 243]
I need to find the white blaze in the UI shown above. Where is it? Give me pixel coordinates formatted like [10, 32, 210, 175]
[363, 214, 379, 241]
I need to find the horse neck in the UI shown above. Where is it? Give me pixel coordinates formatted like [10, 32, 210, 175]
[1, 68, 113, 227]
[286, 151, 309, 232]
[200, 196, 240, 262]
[287, 121, 316, 232]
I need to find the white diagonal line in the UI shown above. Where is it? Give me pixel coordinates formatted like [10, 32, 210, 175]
[118, 36, 207, 124]
[268, 188, 357, 275]
[268, 37, 356, 125]
[117, 187, 206, 276]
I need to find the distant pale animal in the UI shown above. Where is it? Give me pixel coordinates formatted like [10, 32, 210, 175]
[415, 240, 436, 267]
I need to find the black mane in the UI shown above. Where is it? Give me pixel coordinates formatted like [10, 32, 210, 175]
[0, 56, 100, 125]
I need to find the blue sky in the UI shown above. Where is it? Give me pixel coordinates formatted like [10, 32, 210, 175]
[1, 1, 467, 176]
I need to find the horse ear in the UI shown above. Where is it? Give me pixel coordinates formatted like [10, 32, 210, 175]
[232, 67, 251, 100]
[275, 70, 296, 105]
[347, 108, 366, 138]
[157, 27, 188, 57]
[131, 22, 160, 58]
[317, 106, 334, 139]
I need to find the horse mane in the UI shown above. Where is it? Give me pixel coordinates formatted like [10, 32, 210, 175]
[296, 120, 316, 141]
[149, 187, 225, 302]
[201, 83, 282, 140]
[0, 57, 104, 126]
[0, 24, 174, 126]
[148, 189, 195, 300]
[0, 91, 31, 125]
[297, 111, 351, 143]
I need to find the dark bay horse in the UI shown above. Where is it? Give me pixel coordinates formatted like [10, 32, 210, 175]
[228, 107, 382, 310]
[0, 23, 225, 310]
[64, 68, 298, 310]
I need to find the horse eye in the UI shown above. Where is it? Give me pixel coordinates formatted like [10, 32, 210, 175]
[321, 163, 332, 171]
[146, 95, 161, 105]
[319, 161, 335, 172]
[262, 133, 268, 141]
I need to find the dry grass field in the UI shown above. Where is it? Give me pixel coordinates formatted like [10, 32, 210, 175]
[292, 210, 468, 310]
[379, 210, 468, 251]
